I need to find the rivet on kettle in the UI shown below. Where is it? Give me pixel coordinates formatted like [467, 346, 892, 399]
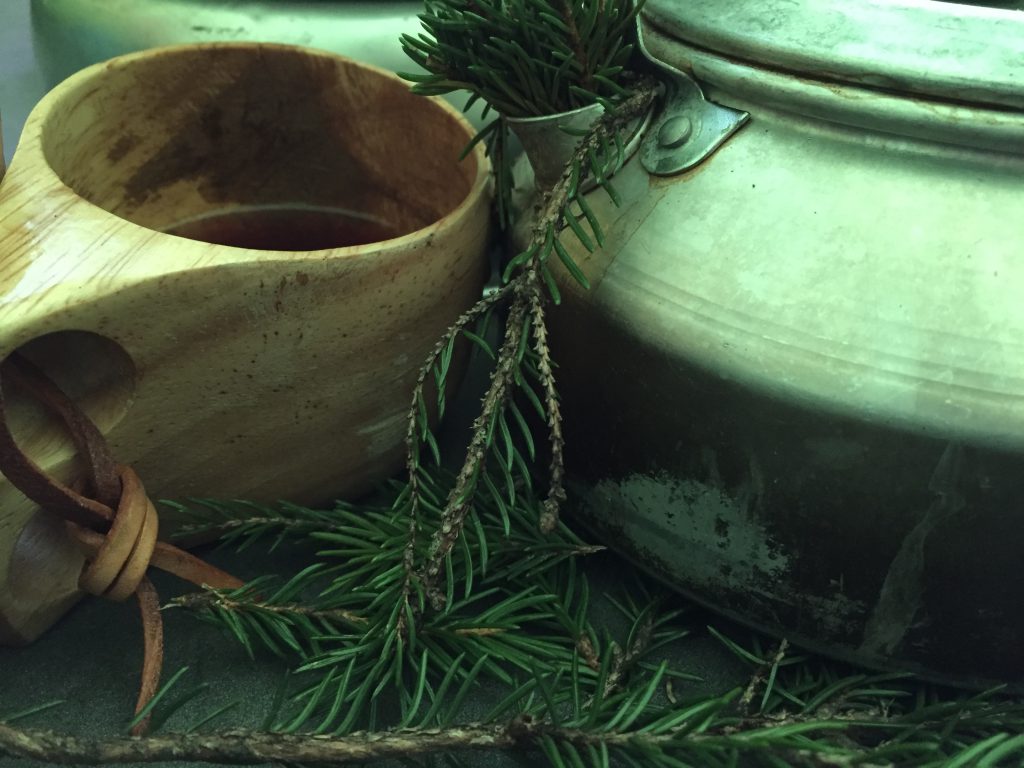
[657, 115, 693, 148]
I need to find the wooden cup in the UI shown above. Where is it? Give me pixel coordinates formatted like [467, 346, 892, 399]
[0, 43, 491, 643]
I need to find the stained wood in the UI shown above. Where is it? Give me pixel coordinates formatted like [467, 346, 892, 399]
[0, 43, 491, 643]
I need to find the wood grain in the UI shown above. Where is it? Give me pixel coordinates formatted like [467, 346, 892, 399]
[0, 43, 491, 643]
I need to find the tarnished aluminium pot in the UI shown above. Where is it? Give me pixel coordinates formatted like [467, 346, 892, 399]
[537, 0, 1024, 689]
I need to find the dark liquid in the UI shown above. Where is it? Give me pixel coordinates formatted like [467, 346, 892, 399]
[163, 205, 401, 251]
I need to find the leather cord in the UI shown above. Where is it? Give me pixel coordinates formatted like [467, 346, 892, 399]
[0, 352, 244, 734]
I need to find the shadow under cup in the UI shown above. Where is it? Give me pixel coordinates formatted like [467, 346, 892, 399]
[39, 43, 479, 250]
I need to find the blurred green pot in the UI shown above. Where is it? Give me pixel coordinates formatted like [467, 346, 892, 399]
[31, 0, 485, 123]
[33, 0, 418, 79]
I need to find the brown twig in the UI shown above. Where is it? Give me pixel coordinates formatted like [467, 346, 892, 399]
[739, 639, 790, 714]
[558, 0, 594, 96]
[526, 280, 566, 532]
[452, 627, 506, 637]
[576, 635, 601, 671]
[171, 516, 336, 543]
[167, 592, 365, 628]
[0, 714, 896, 767]
[398, 280, 518, 631]
[600, 607, 655, 699]
[419, 291, 531, 608]
[403, 280, 519, 484]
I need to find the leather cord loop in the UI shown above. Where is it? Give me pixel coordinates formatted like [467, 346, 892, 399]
[72, 465, 159, 601]
[0, 354, 120, 520]
[0, 351, 244, 733]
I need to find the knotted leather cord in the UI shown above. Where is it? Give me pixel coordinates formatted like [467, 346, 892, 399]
[0, 353, 244, 734]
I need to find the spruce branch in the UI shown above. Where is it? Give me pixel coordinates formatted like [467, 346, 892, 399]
[0, 717, 869, 766]
[529, 78, 658, 241]
[402, 0, 645, 230]
[9, 697, 1024, 767]
[165, 581, 367, 661]
[402, 279, 517, 484]
[398, 281, 518, 634]
[409, 76, 659, 611]
[401, 0, 643, 116]
[419, 293, 530, 608]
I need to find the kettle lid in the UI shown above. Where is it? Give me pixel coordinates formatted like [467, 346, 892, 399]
[642, 0, 1024, 109]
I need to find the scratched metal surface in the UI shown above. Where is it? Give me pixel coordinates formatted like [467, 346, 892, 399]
[547, 0, 1024, 695]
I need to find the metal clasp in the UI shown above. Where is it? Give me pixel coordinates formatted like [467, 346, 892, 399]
[639, 30, 750, 176]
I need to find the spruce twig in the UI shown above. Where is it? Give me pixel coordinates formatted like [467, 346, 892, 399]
[527, 281, 565, 532]
[740, 639, 790, 714]
[7, 702, 1016, 767]
[0, 719, 873, 766]
[398, 281, 517, 634]
[165, 499, 365, 549]
[167, 593, 366, 628]
[419, 294, 530, 608]
[558, 0, 594, 94]
[0, 720, 708, 765]
[411, 77, 659, 610]
[600, 606, 654, 698]
[529, 79, 657, 239]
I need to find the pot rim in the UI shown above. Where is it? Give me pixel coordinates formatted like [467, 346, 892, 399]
[642, 0, 1024, 110]
[504, 101, 604, 126]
